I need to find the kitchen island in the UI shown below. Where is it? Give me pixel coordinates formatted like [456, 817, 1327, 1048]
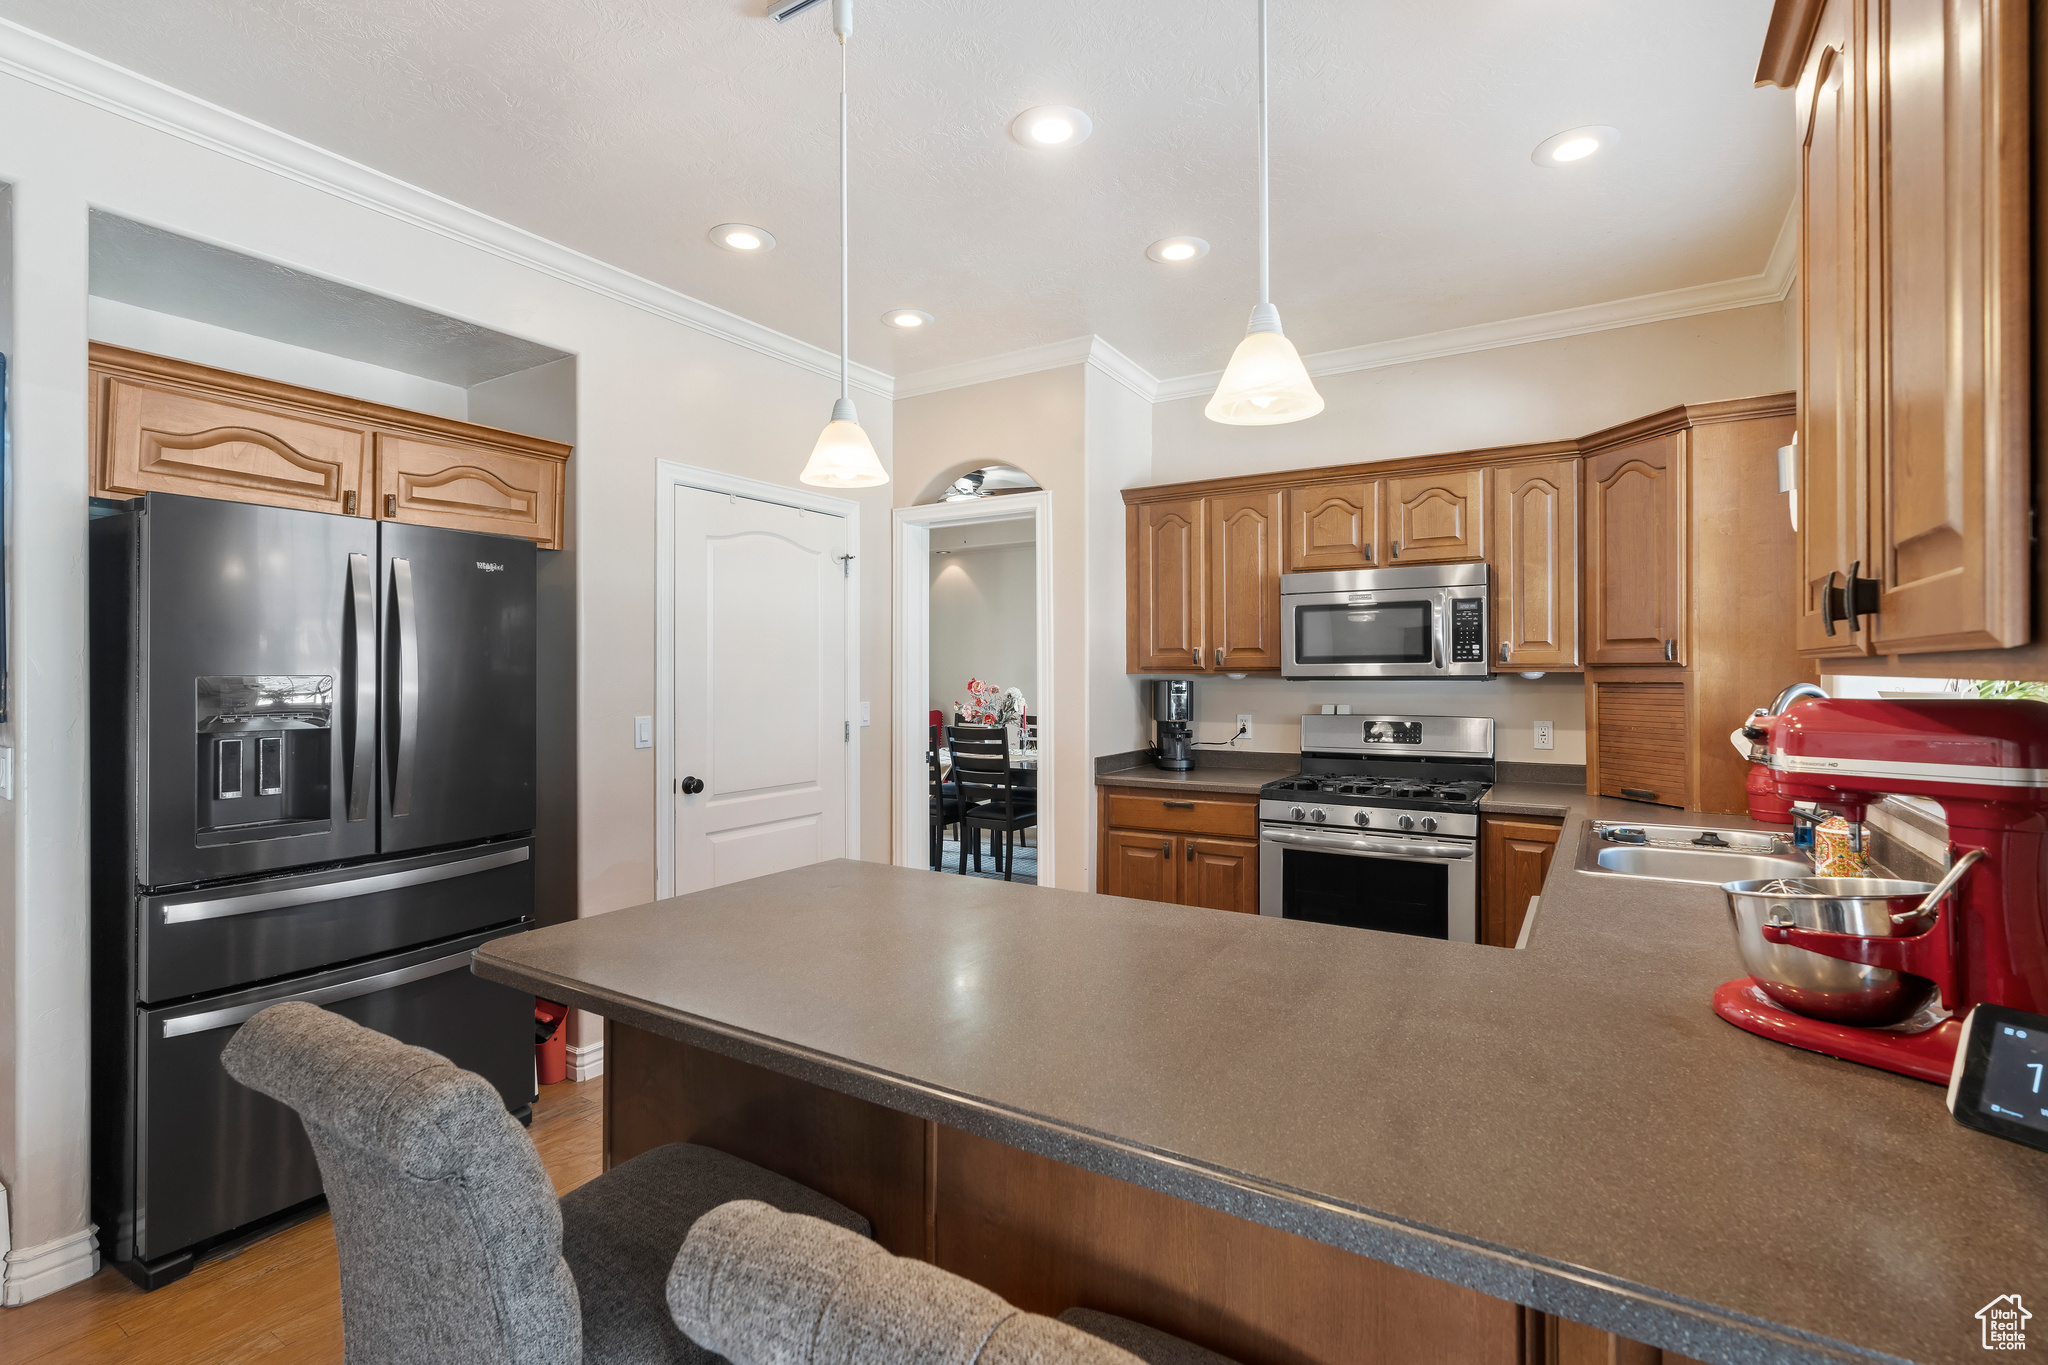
[473, 806, 2042, 1365]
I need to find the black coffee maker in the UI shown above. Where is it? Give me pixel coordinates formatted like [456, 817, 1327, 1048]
[1153, 679, 1194, 771]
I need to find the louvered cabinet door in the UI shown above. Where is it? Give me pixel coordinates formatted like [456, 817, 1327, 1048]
[1127, 499, 1207, 672]
[374, 432, 564, 549]
[1588, 677, 1690, 809]
[94, 370, 370, 517]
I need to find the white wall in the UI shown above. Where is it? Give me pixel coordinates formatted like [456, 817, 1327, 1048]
[0, 61, 894, 1300]
[1084, 367, 1153, 772]
[895, 368, 1084, 888]
[86, 296, 472, 419]
[1179, 673, 1589, 765]
[929, 540, 1037, 719]
[1151, 300, 1796, 482]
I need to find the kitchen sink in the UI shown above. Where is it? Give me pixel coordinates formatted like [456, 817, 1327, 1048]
[1572, 821, 1811, 885]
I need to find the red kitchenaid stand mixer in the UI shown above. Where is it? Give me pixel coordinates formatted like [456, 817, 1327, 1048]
[1713, 698, 2048, 1083]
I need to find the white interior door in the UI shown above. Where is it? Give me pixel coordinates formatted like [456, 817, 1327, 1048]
[673, 486, 848, 892]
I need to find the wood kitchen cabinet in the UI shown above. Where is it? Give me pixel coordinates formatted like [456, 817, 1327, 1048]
[1125, 492, 1284, 674]
[1126, 498, 1207, 671]
[1761, 0, 2032, 671]
[1583, 432, 1685, 667]
[1479, 815, 1563, 948]
[1491, 459, 1580, 670]
[1386, 468, 1486, 563]
[1580, 398, 1815, 815]
[1285, 478, 1380, 571]
[1097, 788, 1259, 914]
[90, 344, 573, 548]
[1208, 489, 1286, 672]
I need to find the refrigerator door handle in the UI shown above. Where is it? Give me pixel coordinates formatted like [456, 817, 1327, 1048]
[160, 947, 476, 1039]
[157, 844, 530, 925]
[390, 556, 420, 817]
[346, 552, 376, 823]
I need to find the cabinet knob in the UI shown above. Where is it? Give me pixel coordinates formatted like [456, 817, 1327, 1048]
[1215, 647, 1223, 668]
[1161, 840, 1170, 856]
[1391, 541, 1401, 559]
[1361, 542, 1372, 561]
[1663, 638, 1677, 662]
[1500, 641, 1511, 663]
[1192, 648, 1200, 666]
[384, 493, 398, 518]
[1186, 842, 1194, 861]
[343, 490, 359, 516]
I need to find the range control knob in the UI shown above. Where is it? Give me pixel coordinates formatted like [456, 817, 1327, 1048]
[1396, 814, 1416, 831]
[1353, 810, 1370, 827]
[1309, 808, 1327, 823]
[1290, 806, 1306, 821]
[1420, 816, 1439, 833]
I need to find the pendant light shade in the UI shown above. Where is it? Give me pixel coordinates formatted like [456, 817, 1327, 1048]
[802, 0, 889, 489]
[1205, 303, 1325, 425]
[1207, 0, 1322, 427]
[802, 396, 888, 487]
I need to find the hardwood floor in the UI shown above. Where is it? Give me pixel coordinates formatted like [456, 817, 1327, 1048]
[0, 1075, 604, 1364]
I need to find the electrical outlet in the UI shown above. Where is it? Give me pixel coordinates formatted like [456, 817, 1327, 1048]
[634, 716, 653, 749]
[1534, 720, 1554, 751]
[1236, 713, 1253, 739]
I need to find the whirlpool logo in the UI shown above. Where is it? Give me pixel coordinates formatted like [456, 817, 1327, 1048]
[476, 562, 505, 573]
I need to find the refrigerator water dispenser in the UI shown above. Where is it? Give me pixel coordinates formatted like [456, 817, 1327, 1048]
[194, 675, 334, 840]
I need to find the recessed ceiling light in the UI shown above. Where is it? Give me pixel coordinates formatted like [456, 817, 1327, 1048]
[883, 309, 933, 328]
[1010, 105, 1093, 150]
[1147, 236, 1210, 265]
[709, 222, 776, 252]
[1531, 126, 1620, 167]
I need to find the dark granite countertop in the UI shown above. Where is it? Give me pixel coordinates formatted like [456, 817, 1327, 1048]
[474, 795, 2041, 1365]
[1093, 760, 1298, 796]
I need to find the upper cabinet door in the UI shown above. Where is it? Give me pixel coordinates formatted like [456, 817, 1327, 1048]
[1386, 470, 1486, 563]
[1584, 434, 1686, 667]
[1285, 480, 1380, 572]
[1491, 460, 1581, 670]
[95, 369, 370, 518]
[1209, 490, 1285, 672]
[1128, 498, 1207, 672]
[1795, 3, 1874, 656]
[375, 432, 566, 550]
[1864, 0, 2029, 653]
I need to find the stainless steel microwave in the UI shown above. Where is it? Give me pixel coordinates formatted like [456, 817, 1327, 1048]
[1279, 564, 1491, 679]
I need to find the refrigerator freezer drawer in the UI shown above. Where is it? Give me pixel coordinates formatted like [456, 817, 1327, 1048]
[139, 839, 532, 1003]
[122, 926, 531, 1269]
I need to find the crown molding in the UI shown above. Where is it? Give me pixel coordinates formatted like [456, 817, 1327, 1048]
[0, 19, 894, 399]
[1153, 201, 1801, 403]
[893, 336, 1093, 400]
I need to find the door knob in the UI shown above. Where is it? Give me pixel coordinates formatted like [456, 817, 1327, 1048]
[680, 776, 705, 795]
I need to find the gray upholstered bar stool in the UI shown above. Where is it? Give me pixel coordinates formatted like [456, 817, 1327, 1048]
[668, 1199, 1241, 1365]
[220, 1002, 870, 1365]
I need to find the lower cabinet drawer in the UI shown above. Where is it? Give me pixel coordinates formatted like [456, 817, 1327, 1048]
[1103, 791, 1258, 838]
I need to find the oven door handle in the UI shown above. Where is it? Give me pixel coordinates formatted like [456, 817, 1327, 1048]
[1261, 829, 1473, 860]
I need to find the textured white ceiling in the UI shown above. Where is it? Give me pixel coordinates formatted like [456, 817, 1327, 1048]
[8, 0, 1793, 381]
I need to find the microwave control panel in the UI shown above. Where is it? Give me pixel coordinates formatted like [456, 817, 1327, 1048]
[1450, 599, 1485, 663]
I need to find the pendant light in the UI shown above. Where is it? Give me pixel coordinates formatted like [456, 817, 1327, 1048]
[1205, 0, 1324, 426]
[801, 0, 890, 487]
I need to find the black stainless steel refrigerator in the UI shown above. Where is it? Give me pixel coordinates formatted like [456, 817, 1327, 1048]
[89, 492, 538, 1288]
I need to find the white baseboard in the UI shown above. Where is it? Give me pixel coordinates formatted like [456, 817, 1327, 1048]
[568, 1039, 604, 1082]
[2, 1226, 100, 1305]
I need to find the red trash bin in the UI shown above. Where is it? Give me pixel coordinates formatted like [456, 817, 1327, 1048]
[535, 999, 569, 1086]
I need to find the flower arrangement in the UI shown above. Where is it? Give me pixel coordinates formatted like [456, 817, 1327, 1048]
[959, 678, 1028, 730]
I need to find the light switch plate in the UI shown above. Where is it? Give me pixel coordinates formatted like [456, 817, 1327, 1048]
[634, 716, 653, 749]
[0, 746, 11, 800]
[1534, 720, 1554, 751]
[860, 701, 871, 727]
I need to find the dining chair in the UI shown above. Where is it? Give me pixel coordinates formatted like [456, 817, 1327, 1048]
[946, 725, 1037, 880]
[668, 1199, 1240, 1365]
[928, 743, 962, 871]
[220, 1002, 871, 1364]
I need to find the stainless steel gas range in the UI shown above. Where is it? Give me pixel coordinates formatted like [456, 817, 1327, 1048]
[1257, 714, 1495, 940]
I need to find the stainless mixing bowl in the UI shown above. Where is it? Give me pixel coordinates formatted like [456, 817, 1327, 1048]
[1722, 877, 1941, 1026]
